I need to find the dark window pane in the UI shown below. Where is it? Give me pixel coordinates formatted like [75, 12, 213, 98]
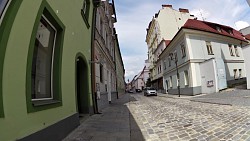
[32, 17, 56, 100]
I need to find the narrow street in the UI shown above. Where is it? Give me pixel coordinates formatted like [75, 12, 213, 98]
[129, 93, 250, 141]
[64, 92, 250, 141]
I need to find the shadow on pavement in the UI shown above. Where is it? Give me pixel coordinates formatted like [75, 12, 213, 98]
[63, 93, 145, 141]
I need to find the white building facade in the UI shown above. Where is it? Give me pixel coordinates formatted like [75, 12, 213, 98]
[240, 26, 250, 89]
[160, 19, 248, 95]
[145, 5, 195, 91]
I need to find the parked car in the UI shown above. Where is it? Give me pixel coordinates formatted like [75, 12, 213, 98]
[135, 89, 142, 93]
[128, 90, 134, 93]
[144, 87, 157, 96]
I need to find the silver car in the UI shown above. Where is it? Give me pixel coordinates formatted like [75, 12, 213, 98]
[144, 87, 157, 96]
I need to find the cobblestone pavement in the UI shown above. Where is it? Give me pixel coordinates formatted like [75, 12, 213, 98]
[190, 90, 250, 106]
[129, 93, 250, 141]
[63, 94, 131, 141]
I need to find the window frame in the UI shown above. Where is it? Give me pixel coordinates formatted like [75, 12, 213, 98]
[31, 15, 57, 101]
[168, 56, 171, 67]
[0, 0, 11, 23]
[234, 45, 239, 57]
[229, 44, 234, 56]
[81, 0, 90, 28]
[239, 69, 242, 79]
[0, 0, 23, 118]
[233, 69, 237, 80]
[206, 41, 214, 55]
[181, 43, 186, 58]
[169, 76, 172, 88]
[26, 1, 65, 113]
[184, 70, 189, 86]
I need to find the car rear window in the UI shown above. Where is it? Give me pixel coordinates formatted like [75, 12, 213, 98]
[148, 88, 156, 90]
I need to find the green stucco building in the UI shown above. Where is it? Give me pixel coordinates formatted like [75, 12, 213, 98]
[0, 0, 98, 140]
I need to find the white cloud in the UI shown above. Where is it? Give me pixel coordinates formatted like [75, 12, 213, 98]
[235, 21, 250, 30]
[123, 55, 146, 81]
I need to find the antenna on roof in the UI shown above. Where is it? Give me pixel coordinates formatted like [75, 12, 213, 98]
[199, 9, 206, 21]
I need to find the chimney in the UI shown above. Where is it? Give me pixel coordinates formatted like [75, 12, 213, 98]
[162, 4, 172, 8]
[155, 13, 159, 18]
[179, 8, 189, 13]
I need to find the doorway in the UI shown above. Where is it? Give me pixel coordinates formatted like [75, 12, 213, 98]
[76, 57, 89, 117]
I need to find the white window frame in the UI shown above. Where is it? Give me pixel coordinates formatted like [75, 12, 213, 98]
[32, 15, 57, 101]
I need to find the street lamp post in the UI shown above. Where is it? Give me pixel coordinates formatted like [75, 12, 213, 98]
[174, 51, 181, 97]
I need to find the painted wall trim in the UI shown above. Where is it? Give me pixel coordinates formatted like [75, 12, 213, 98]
[0, 0, 23, 118]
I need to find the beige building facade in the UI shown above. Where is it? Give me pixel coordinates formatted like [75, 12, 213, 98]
[94, 0, 118, 111]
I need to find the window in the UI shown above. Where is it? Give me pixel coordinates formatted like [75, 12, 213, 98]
[164, 60, 167, 70]
[169, 76, 172, 88]
[32, 16, 57, 100]
[239, 69, 242, 78]
[100, 64, 103, 83]
[0, 0, 9, 19]
[26, 3, 65, 112]
[234, 45, 239, 57]
[229, 44, 234, 56]
[184, 71, 189, 86]
[206, 41, 213, 55]
[216, 26, 221, 32]
[233, 69, 237, 79]
[168, 56, 171, 67]
[170, 53, 173, 60]
[228, 29, 233, 35]
[81, 0, 90, 28]
[181, 43, 186, 57]
[82, 0, 87, 14]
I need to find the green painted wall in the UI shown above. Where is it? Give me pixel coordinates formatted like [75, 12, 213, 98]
[0, 0, 94, 140]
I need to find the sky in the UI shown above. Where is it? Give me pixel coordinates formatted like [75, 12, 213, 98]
[114, 0, 250, 82]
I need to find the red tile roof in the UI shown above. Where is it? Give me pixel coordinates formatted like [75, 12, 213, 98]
[245, 34, 250, 40]
[183, 19, 246, 41]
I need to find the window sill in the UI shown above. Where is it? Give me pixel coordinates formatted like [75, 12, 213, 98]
[208, 54, 214, 55]
[32, 100, 61, 107]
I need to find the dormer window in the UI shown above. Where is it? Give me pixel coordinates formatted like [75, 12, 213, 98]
[228, 30, 233, 35]
[216, 26, 221, 32]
